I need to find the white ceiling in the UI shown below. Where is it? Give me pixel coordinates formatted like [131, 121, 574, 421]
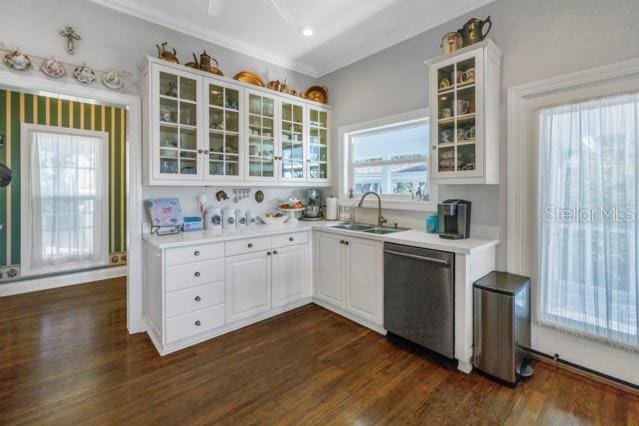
[89, 0, 495, 78]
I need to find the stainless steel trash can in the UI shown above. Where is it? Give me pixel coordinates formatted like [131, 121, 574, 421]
[473, 271, 531, 384]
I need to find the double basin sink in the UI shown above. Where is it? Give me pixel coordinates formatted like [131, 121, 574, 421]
[326, 222, 409, 235]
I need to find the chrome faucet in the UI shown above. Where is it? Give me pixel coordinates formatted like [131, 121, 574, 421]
[358, 191, 387, 228]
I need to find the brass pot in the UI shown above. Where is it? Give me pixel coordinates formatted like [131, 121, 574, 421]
[267, 80, 281, 91]
[441, 32, 463, 54]
[156, 42, 179, 64]
[233, 71, 265, 87]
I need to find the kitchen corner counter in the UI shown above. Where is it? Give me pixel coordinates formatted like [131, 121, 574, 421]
[143, 221, 498, 255]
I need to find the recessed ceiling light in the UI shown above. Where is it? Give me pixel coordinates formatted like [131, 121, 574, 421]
[301, 27, 314, 37]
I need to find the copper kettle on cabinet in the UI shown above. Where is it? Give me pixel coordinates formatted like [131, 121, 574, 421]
[458, 16, 492, 46]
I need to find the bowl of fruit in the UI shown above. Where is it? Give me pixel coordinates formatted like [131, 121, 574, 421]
[279, 199, 305, 223]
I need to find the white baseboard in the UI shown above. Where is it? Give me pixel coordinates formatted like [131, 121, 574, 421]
[0, 266, 127, 297]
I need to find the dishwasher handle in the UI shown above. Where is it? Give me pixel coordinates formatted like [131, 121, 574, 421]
[384, 249, 451, 267]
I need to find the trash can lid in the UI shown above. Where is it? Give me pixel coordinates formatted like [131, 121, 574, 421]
[473, 271, 530, 296]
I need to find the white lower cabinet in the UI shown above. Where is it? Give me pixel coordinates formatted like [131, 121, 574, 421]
[225, 250, 272, 322]
[143, 231, 311, 355]
[272, 245, 309, 308]
[313, 231, 384, 328]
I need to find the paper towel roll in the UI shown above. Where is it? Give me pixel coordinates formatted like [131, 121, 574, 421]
[325, 196, 338, 221]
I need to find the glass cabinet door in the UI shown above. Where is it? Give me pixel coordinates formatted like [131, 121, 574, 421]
[280, 101, 305, 181]
[247, 92, 276, 180]
[434, 53, 478, 175]
[206, 82, 242, 179]
[157, 69, 200, 177]
[308, 108, 329, 181]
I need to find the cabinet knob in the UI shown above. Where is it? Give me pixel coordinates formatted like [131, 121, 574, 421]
[248, 243, 254, 248]
[194, 320, 201, 327]
[267, 251, 272, 256]
[273, 250, 278, 255]
[197, 149, 203, 154]
[345, 241, 349, 246]
[289, 237, 294, 241]
[194, 250, 200, 256]
[194, 271, 201, 277]
[194, 296, 201, 302]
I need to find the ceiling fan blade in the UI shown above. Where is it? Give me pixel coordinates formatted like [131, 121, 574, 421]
[208, 0, 223, 16]
[269, 0, 294, 23]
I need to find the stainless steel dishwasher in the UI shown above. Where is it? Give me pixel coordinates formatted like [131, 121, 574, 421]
[384, 242, 455, 358]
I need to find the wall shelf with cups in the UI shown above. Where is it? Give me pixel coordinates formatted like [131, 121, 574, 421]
[143, 56, 331, 187]
[426, 39, 502, 184]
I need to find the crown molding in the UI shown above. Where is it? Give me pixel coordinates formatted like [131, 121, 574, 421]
[87, 0, 321, 78]
[314, 0, 496, 77]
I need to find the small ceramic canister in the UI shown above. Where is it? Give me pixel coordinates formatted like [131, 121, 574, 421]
[222, 207, 236, 229]
[235, 209, 246, 229]
[246, 211, 257, 227]
[204, 207, 222, 230]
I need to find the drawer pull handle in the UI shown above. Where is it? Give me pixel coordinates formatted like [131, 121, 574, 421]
[195, 320, 201, 327]
[194, 296, 201, 302]
[194, 250, 200, 256]
[289, 237, 294, 241]
[248, 243, 254, 248]
[194, 271, 201, 277]
[273, 250, 278, 255]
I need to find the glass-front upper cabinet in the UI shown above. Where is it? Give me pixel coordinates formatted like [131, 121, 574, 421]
[280, 100, 306, 182]
[308, 107, 329, 182]
[205, 80, 243, 181]
[155, 66, 202, 180]
[246, 90, 277, 181]
[427, 40, 501, 184]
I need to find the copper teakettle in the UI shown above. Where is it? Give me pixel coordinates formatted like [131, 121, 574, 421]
[156, 42, 179, 64]
[458, 16, 492, 46]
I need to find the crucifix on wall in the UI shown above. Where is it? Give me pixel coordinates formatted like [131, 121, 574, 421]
[59, 26, 81, 54]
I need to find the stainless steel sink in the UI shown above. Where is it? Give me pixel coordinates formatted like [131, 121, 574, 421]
[326, 222, 374, 231]
[362, 227, 409, 235]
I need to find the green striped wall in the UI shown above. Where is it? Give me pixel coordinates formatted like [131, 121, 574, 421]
[0, 90, 127, 268]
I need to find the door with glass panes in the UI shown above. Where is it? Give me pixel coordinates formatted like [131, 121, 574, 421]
[245, 90, 277, 182]
[431, 49, 484, 179]
[204, 79, 243, 181]
[155, 66, 202, 180]
[307, 107, 329, 182]
[280, 99, 306, 182]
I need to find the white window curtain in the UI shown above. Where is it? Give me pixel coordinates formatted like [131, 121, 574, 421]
[538, 92, 639, 350]
[24, 128, 108, 274]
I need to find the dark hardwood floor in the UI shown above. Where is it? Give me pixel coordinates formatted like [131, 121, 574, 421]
[1, 278, 638, 425]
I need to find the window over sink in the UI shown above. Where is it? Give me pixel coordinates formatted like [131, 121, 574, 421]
[339, 108, 437, 211]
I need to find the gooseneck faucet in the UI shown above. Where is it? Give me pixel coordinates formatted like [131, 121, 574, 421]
[358, 191, 388, 228]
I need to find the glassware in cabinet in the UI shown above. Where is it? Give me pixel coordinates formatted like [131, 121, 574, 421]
[247, 92, 277, 179]
[280, 101, 305, 180]
[308, 107, 329, 181]
[206, 82, 243, 179]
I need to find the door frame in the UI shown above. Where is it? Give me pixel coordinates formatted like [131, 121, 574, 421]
[0, 70, 144, 334]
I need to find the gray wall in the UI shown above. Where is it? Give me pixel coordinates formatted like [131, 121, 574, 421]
[0, 0, 317, 94]
[320, 0, 639, 268]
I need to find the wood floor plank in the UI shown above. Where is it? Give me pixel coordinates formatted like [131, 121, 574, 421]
[1, 278, 638, 425]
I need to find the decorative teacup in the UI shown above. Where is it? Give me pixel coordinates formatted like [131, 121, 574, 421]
[4, 49, 32, 71]
[439, 78, 452, 90]
[456, 100, 470, 115]
[464, 68, 476, 83]
[440, 129, 453, 143]
[464, 126, 476, 140]
[441, 107, 453, 119]
[41, 56, 66, 78]
[73, 63, 96, 84]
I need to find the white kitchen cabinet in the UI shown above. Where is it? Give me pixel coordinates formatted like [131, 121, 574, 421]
[143, 56, 332, 187]
[225, 250, 272, 322]
[345, 237, 383, 324]
[272, 245, 308, 308]
[314, 231, 345, 307]
[426, 39, 501, 184]
[313, 231, 383, 327]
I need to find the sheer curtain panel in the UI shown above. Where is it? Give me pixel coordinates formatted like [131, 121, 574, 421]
[538, 92, 639, 350]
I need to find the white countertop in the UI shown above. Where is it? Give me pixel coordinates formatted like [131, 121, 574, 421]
[143, 221, 499, 255]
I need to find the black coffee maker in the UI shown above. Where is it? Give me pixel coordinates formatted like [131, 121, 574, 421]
[438, 199, 471, 239]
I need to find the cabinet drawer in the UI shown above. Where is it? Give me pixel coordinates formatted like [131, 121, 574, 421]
[165, 243, 224, 266]
[225, 236, 271, 257]
[166, 281, 224, 318]
[165, 258, 224, 292]
[271, 231, 308, 248]
[165, 304, 225, 343]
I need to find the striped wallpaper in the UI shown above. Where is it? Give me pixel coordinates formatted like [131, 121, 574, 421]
[0, 89, 127, 270]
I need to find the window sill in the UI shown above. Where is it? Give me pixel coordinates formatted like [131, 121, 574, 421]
[339, 197, 438, 213]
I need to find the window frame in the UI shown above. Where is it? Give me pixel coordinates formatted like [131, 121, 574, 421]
[338, 108, 438, 212]
[20, 123, 110, 277]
